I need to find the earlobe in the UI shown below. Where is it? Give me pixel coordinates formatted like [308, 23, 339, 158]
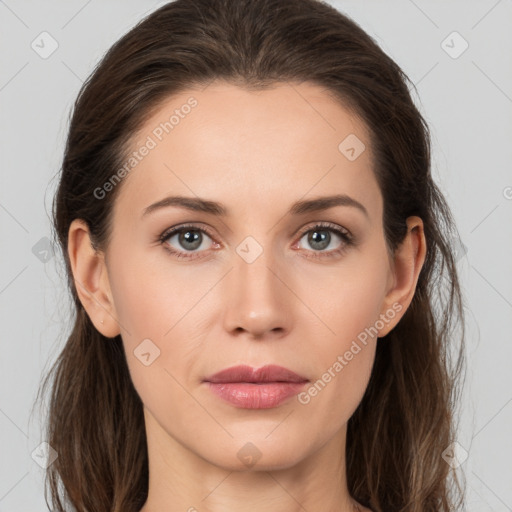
[67, 219, 121, 338]
[377, 216, 427, 337]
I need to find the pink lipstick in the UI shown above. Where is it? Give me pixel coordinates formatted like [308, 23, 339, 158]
[203, 364, 308, 409]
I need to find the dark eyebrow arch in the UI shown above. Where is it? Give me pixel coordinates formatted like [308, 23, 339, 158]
[142, 195, 227, 217]
[289, 194, 368, 218]
[141, 194, 368, 219]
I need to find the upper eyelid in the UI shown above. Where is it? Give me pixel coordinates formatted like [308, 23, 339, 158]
[297, 222, 350, 236]
[160, 223, 216, 242]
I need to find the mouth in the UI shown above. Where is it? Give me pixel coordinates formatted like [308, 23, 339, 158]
[203, 364, 309, 409]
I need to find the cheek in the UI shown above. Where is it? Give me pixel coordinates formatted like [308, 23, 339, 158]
[107, 251, 209, 389]
[292, 249, 389, 421]
[107, 257, 199, 425]
[301, 248, 390, 341]
[108, 251, 195, 339]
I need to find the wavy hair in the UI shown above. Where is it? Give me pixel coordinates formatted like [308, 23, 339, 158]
[35, 0, 466, 510]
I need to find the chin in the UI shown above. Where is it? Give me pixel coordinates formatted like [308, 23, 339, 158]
[203, 436, 309, 472]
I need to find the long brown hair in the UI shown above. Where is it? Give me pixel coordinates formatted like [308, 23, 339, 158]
[34, 0, 467, 510]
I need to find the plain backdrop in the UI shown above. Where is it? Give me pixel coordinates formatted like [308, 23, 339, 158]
[1, 0, 511, 510]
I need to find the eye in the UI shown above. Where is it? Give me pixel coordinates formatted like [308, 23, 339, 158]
[158, 222, 354, 261]
[294, 222, 353, 259]
[159, 224, 219, 260]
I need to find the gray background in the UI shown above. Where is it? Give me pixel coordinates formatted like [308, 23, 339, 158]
[1, 0, 511, 510]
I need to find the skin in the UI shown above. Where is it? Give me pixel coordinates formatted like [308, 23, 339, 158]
[68, 81, 426, 512]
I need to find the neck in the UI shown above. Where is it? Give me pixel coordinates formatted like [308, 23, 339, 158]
[139, 408, 363, 512]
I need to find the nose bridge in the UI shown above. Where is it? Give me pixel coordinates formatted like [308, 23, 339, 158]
[223, 232, 291, 336]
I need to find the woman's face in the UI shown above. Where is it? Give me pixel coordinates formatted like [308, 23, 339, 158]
[95, 80, 407, 470]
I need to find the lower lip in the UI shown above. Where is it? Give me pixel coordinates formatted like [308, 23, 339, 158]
[205, 381, 308, 409]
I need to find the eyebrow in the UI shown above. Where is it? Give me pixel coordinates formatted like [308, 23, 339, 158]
[141, 193, 369, 218]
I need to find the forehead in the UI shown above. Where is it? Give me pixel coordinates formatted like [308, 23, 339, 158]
[112, 80, 380, 222]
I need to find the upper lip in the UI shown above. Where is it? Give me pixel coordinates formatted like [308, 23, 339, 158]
[204, 364, 309, 383]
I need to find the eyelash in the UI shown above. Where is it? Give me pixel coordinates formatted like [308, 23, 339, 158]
[158, 222, 354, 261]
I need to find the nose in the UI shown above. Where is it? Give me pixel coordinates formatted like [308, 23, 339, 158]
[222, 244, 292, 339]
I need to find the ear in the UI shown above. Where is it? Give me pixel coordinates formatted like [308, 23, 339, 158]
[67, 219, 121, 338]
[377, 216, 427, 337]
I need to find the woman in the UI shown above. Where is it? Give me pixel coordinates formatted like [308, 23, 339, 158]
[36, 0, 466, 510]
